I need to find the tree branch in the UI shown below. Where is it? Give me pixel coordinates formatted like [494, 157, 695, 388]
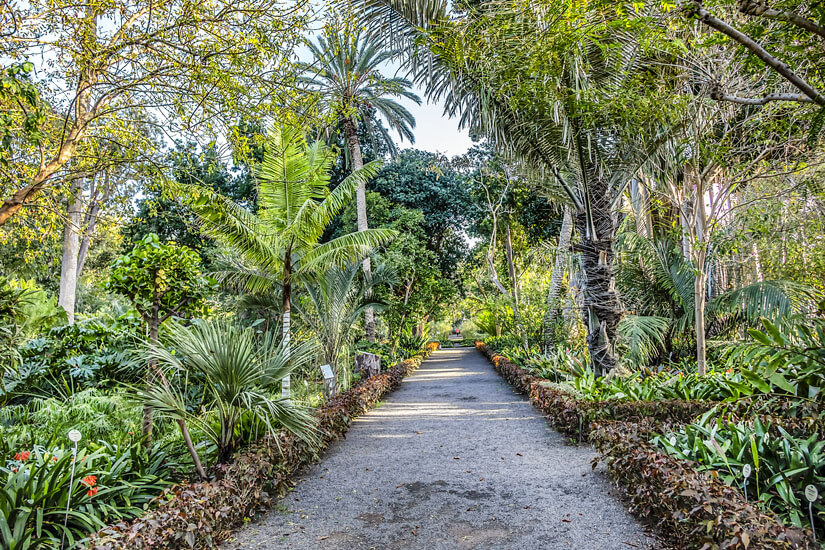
[686, 1, 825, 105]
[738, 0, 825, 39]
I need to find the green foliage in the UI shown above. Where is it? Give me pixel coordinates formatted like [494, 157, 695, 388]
[655, 412, 825, 537]
[141, 320, 319, 465]
[728, 317, 825, 400]
[108, 234, 212, 332]
[0, 441, 175, 549]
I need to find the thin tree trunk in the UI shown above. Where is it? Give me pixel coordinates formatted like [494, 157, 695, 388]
[282, 248, 292, 399]
[58, 179, 83, 324]
[177, 419, 207, 480]
[504, 224, 528, 350]
[77, 170, 112, 276]
[142, 309, 160, 446]
[343, 117, 375, 342]
[694, 181, 709, 375]
[542, 206, 573, 354]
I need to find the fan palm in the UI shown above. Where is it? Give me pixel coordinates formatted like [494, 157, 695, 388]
[299, 22, 421, 341]
[140, 320, 319, 471]
[185, 124, 397, 396]
[347, 0, 681, 374]
[300, 261, 397, 396]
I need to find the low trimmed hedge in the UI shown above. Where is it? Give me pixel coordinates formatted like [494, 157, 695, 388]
[476, 342, 713, 439]
[591, 420, 815, 549]
[88, 353, 427, 549]
[477, 342, 817, 549]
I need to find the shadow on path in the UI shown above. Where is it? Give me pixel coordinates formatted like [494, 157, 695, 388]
[224, 348, 659, 549]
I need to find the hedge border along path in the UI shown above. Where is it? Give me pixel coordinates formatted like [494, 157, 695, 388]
[475, 342, 817, 550]
[87, 353, 427, 550]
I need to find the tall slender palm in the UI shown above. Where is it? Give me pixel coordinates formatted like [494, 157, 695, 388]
[299, 22, 421, 341]
[186, 125, 397, 396]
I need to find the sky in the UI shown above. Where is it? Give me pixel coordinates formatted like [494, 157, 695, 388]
[397, 91, 475, 158]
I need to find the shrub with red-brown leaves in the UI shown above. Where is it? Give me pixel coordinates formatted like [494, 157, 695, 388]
[87, 354, 426, 550]
[590, 420, 815, 549]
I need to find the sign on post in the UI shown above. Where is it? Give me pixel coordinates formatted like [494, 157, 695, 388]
[321, 364, 336, 399]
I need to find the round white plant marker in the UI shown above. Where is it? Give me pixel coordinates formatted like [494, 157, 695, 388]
[806, 485, 819, 503]
[743, 464, 752, 478]
[67, 429, 82, 443]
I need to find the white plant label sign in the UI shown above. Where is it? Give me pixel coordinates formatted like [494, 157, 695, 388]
[805, 484, 819, 502]
[743, 464, 752, 479]
[669, 436, 677, 447]
[67, 429, 82, 443]
[320, 364, 334, 380]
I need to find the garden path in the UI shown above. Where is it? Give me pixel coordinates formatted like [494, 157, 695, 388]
[224, 347, 660, 549]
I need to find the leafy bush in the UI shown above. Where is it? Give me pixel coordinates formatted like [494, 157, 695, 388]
[655, 411, 825, 537]
[728, 317, 825, 400]
[0, 441, 175, 549]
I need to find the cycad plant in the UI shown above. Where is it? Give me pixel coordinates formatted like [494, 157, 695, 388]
[186, 125, 396, 396]
[300, 261, 396, 395]
[300, 22, 421, 341]
[141, 320, 319, 471]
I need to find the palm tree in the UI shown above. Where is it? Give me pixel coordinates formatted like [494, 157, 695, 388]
[185, 125, 397, 396]
[140, 320, 319, 471]
[300, 261, 397, 396]
[347, 0, 680, 374]
[299, 22, 421, 341]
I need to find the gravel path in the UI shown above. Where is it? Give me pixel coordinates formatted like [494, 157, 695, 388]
[224, 348, 659, 549]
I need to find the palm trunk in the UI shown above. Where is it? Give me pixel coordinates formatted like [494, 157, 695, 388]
[694, 184, 709, 375]
[575, 177, 621, 376]
[343, 117, 375, 342]
[58, 179, 83, 324]
[282, 248, 292, 399]
[177, 419, 207, 479]
[542, 206, 573, 354]
[142, 307, 160, 446]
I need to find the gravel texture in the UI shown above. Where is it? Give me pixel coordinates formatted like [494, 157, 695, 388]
[224, 347, 660, 549]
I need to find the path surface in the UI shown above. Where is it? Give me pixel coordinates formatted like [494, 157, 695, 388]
[225, 348, 659, 549]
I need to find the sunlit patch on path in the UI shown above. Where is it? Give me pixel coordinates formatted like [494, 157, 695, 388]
[224, 348, 660, 549]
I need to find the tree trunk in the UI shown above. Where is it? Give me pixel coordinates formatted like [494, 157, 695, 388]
[504, 224, 528, 350]
[575, 177, 620, 376]
[343, 117, 375, 342]
[177, 419, 207, 480]
[542, 206, 574, 354]
[142, 312, 160, 446]
[282, 248, 292, 399]
[58, 179, 83, 324]
[694, 181, 709, 375]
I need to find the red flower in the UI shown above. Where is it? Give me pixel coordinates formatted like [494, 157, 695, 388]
[87, 487, 98, 497]
[52, 456, 58, 462]
[13, 451, 30, 462]
[81, 475, 97, 487]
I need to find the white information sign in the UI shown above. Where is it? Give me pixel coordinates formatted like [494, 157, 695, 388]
[743, 464, 752, 479]
[67, 429, 82, 443]
[321, 364, 335, 380]
[805, 484, 819, 502]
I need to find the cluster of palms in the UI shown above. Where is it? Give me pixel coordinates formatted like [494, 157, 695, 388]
[141, 27, 424, 473]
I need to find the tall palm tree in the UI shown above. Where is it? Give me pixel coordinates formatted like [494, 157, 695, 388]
[185, 125, 397, 396]
[299, 22, 421, 341]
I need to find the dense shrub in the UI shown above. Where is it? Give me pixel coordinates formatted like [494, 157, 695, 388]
[591, 420, 815, 549]
[86, 353, 426, 549]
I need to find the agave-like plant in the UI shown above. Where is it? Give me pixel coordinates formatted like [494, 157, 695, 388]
[139, 320, 319, 473]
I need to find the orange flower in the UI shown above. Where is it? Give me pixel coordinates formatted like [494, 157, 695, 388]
[52, 456, 58, 462]
[87, 487, 98, 497]
[13, 451, 30, 461]
[82, 475, 97, 487]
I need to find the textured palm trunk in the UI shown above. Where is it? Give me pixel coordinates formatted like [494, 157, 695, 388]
[575, 177, 621, 376]
[58, 179, 83, 324]
[542, 206, 574, 354]
[693, 184, 709, 375]
[343, 117, 375, 342]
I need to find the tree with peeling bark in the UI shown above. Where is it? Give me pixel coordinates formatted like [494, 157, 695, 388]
[299, 22, 421, 342]
[185, 125, 397, 398]
[0, 0, 309, 227]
